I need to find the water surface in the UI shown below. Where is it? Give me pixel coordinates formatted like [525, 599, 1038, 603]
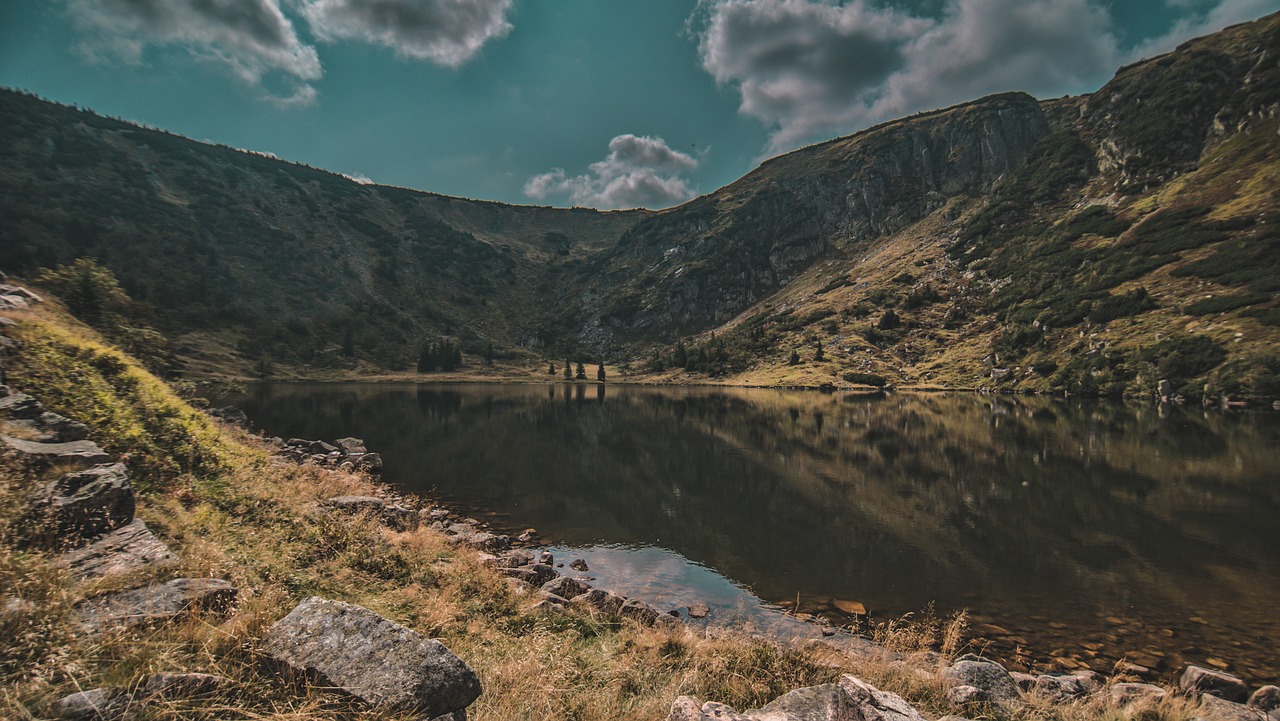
[218, 383, 1280, 681]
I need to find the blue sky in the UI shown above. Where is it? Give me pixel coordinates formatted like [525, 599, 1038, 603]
[1, 0, 1274, 209]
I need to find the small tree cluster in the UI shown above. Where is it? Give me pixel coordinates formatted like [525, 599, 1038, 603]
[418, 337, 463, 373]
[648, 336, 736, 376]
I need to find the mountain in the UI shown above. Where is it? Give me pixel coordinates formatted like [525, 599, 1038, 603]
[2, 12, 1279, 399]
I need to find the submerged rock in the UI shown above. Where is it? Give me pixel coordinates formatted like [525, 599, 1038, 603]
[263, 596, 481, 718]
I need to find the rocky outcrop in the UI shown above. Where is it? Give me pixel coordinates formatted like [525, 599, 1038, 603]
[262, 597, 481, 718]
[77, 578, 237, 632]
[61, 518, 176, 580]
[1, 435, 111, 469]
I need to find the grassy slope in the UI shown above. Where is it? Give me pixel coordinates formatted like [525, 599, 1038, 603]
[0, 300, 1212, 720]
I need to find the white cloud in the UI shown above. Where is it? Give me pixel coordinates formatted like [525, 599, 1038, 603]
[524, 134, 701, 210]
[298, 0, 514, 67]
[694, 0, 1271, 154]
[64, 0, 322, 104]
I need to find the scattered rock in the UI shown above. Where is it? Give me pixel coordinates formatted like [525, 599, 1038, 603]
[354, 452, 383, 473]
[1032, 674, 1087, 701]
[946, 685, 988, 705]
[569, 558, 589, 571]
[537, 591, 570, 606]
[667, 696, 754, 720]
[1110, 682, 1168, 706]
[61, 518, 177, 580]
[688, 602, 710, 619]
[943, 659, 1018, 702]
[28, 462, 134, 542]
[52, 687, 127, 720]
[334, 437, 366, 454]
[1, 435, 112, 470]
[499, 563, 558, 587]
[619, 599, 660, 626]
[78, 578, 237, 632]
[0, 283, 43, 303]
[320, 496, 418, 531]
[263, 597, 481, 718]
[541, 576, 590, 600]
[207, 406, 248, 426]
[748, 683, 858, 720]
[0, 392, 42, 419]
[141, 672, 227, 699]
[539, 551, 553, 565]
[1251, 687, 1280, 712]
[840, 675, 927, 721]
[1010, 671, 1036, 691]
[570, 588, 625, 615]
[1182, 665, 1249, 702]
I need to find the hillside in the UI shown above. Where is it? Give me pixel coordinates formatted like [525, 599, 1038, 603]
[2, 12, 1279, 399]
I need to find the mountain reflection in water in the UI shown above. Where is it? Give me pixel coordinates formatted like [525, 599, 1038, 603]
[219, 383, 1280, 682]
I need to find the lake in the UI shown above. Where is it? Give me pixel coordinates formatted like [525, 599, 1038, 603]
[215, 382, 1280, 682]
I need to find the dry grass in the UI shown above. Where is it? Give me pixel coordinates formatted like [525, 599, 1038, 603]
[0, 302, 1199, 720]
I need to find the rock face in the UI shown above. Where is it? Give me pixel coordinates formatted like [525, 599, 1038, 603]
[78, 578, 237, 632]
[943, 658, 1019, 702]
[263, 597, 481, 718]
[28, 462, 134, 541]
[1, 435, 112, 469]
[1181, 665, 1249, 702]
[61, 518, 176, 580]
[598, 92, 1050, 337]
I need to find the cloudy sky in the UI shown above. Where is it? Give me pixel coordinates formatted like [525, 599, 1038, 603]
[1, 1, 1273, 209]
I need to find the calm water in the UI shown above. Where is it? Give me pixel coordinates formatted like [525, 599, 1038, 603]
[217, 383, 1280, 681]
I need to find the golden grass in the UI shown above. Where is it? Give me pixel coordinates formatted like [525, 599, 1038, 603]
[0, 302, 1199, 720]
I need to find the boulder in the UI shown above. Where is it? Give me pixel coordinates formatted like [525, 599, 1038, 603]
[0, 392, 44, 419]
[354, 452, 383, 472]
[946, 685, 988, 705]
[28, 463, 134, 541]
[943, 659, 1018, 702]
[0, 283, 43, 302]
[667, 696, 755, 720]
[34, 411, 90, 442]
[688, 602, 710, 619]
[839, 675, 927, 721]
[619, 599, 660, 626]
[1251, 687, 1280, 712]
[61, 518, 176, 580]
[1, 435, 111, 470]
[569, 558, 589, 571]
[52, 688, 127, 720]
[307, 440, 338, 454]
[208, 406, 248, 426]
[1110, 682, 1168, 706]
[262, 597, 481, 718]
[747, 683, 859, 721]
[78, 578, 237, 632]
[569, 588, 625, 615]
[141, 672, 227, 699]
[335, 437, 366, 454]
[499, 564, 558, 587]
[1032, 674, 1088, 700]
[1009, 672, 1036, 691]
[1197, 694, 1275, 721]
[1182, 665, 1249, 702]
[541, 577, 591, 600]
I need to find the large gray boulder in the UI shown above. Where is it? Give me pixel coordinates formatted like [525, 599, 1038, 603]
[78, 578, 237, 632]
[1, 435, 111, 470]
[943, 658, 1019, 702]
[747, 683, 859, 721]
[29, 463, 134, 541]
[1182, 666, 1249, 703]
[839, 675, 926, 721]
[61, 518, 176, 579]
[262, 597, 481, 718]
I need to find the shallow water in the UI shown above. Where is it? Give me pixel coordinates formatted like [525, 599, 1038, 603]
[217, 382, 1280, 682]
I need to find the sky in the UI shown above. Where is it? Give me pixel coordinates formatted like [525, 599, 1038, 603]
[0, 0, 1275, 209]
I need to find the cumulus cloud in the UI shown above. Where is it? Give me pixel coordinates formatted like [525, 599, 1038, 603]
[64, 0, 321, 103]
[693, 0, 1270, 154]
[524, 134, 700, 210]
[298, 0, 514, 66]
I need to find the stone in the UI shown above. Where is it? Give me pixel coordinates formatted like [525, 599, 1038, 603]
[1198, 694, 1274, 721]
[499, 563, 558, 587]
[1009, 672, 1036, 691]
[307, 440, 338, 454]
[666, 696, 755, 720]
[61, 519, 176, 580]
[1, 435, 112, 470]
[335, 437, 366, 454]
[1182, 665, 1249, 702]
[541, 576, 591, 600]
[1251, 687, 1280, 712]
[688, 602, 710, 619]
[35, 411, 90, 442]
[0, 283, 43, 302]
[748, 683, 859, 721]
[1072, 669, 1103, 692]
[539, 551, 553, 565]
[457, 531, 509, 552]
[208, 406, 249, 426]
[1110, 682, 1168, 706]
[619, 599, 660, 626]
[832, 599, 866, 615]
[0, 392, 43, 419]
[28, 463, 134, 541]
[354, 452, 383, 472]
[263, 597, 480, 717]
[142, 672, 227, 698]
[1032, 674, 1087, 700]
[1158, 379, 1173, 397]
[320, 496, 418, 531]
[537, 591, 570, 606]
[943, 659, 1018, 702]
[78, 578, 237, 632]
[839, 675, 927, 721]
[52, 688, 127, 720]
[569, 558, 589, 571]
[946, 685, 988, 705]
[569, 588, 625, 615]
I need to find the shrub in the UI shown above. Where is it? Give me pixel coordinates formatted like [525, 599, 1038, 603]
[843, 372, 887, 387]
[1142, 334, 1227, 380]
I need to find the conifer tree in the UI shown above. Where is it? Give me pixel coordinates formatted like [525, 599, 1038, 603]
[597, 360, 606, 382]
[575, 360, 587, 380]
[789, 349, 800, 366]
[549, 362, 556, 375]
[814, 340, 825, 362]
[564, 358, 572, 380]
